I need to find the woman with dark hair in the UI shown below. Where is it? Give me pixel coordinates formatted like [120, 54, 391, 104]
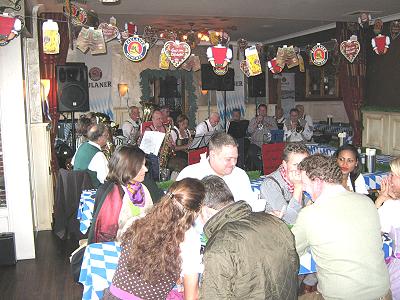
[88, 145, 153, 243]
[103, 178, 205, 300]
[333, 144, 368, 194]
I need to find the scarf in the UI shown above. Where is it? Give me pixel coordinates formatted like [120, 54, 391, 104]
[125, 181, 146, 207]
[279, 165, 294, 194]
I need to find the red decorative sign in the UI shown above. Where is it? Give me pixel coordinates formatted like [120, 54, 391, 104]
[98, 23, 119, 42]
[340, 39, 360, 63]
[163, 41, 191, 68]
[310, 43, 328, 66]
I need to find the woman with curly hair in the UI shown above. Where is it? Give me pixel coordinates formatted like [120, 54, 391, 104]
[333, 144, 368, 194]
[103, 178, 205, 300]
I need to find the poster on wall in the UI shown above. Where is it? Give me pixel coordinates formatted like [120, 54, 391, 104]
[66, 48, 114, 119]
[216, 46, 245, 130]
[280, 72, 295, 116]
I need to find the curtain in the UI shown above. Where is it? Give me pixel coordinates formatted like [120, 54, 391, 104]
[38, 13, 70, 176]
[337, 22, 367, 146]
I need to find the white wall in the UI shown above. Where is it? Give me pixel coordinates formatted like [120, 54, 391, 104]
[0, 37, 35, 259]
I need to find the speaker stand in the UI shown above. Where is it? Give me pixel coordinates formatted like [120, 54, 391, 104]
[71, 112, 76, 151]
[224, 91, 227, 131]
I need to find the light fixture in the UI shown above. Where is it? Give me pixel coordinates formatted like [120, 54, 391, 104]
[118, 83, 128, 97]
[201, 90, 208, 95]
[40, 79, 51, 99]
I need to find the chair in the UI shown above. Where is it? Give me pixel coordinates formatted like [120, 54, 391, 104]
[261, 143, 285, 175]
[188, 147, 208, 165]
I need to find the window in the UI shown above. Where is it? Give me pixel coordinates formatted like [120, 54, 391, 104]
[306, 65, 339, 98]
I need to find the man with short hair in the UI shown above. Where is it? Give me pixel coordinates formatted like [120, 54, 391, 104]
[122, 106, 141, 145]
[72, 123, 109, 187]
[177, 132, 257, 208]
[199, 175, 299, 299]
[292, 154, 390, 299]
[160, 105, 174, 126]
[247, 103, 278, 170]
[195, 112, 220, 136]
[284, 108, 313, 142]
[260, 143, 309, 224]
[275, 106, 286, 130]
[295, 104, 313, 131]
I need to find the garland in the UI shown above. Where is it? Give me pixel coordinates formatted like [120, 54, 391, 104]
[139, 69, 198, 127]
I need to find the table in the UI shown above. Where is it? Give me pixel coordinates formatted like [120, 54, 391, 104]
[313, 122, 353, 136]
[306, 143, 394, 166]
[77, 189, 97, 234]
[79, 236, 393, 300]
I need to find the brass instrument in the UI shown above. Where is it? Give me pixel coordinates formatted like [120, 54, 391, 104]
[140, 101, 158, 122]
[159, 124, 173, 169]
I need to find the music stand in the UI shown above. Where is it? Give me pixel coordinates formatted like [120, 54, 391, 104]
[227, 120, 249, 139]
[189, 131, 214, 150]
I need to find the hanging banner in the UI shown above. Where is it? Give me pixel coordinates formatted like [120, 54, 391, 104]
[280, 73, 295, 116]
[67, 47, 114, 119]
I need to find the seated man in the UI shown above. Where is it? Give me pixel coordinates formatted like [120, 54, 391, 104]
[275, 106, 286, 130]
[122, 106, 141, 146]
[296, 104, 314, 131]
[247, 104, 278, 170]
[195, 112, 220, 136]
[260, 143, 309, 224]
[160, 105, 174, 127]
[177, 132, 258, 210]
[199, 175, 299, 299]
[292, 154, 390, 300]
[284, 108, 313, 142]
[72, 123, 109, 187]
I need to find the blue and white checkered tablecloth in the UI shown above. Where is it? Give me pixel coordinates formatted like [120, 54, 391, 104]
[306, 144, 394, 166]
[77, 189, 97, 234]
[79, 242, 121, 300]
[314, 123, 353, 136]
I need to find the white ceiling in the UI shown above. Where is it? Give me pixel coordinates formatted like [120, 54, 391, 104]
[29, 0, 400, 42]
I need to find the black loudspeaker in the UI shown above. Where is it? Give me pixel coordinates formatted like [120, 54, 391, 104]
[56, 63, 89, 112]
[0, 232, 16, 265]
[201, 64, 235, 91]
[248, 71, 266, 97]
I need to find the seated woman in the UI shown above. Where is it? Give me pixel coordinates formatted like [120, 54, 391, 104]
[376, 157, 400, 299]
[103, 178, 205, 300]
[169, 114, 192, 172]
[88, 145, 153, 244]
[333, 144, 368, 194]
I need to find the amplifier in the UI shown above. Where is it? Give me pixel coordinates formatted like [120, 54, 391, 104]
[0, 232, 16, 265]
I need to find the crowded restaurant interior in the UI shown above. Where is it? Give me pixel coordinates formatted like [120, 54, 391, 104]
[1, 0, 400, 299]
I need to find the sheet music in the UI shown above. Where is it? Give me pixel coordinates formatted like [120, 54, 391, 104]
[189, 131, 214, 150]
[139, 131, 165, 155]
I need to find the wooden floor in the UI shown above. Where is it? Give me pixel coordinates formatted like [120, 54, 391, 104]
[0, 230, 83, 300]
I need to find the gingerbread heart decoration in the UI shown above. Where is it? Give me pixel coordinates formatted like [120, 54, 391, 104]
[163, 41, 191, 68]
[340, 40, 360, 63]
[98, 23, 119, 42]
[390, 21, 400, 40]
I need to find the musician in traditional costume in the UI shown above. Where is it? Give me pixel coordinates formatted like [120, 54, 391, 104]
[283, 108, 313, 142]
[122, 106, 141, 146]
[195, 112, 220, 136]
[169, 114, 192, 172]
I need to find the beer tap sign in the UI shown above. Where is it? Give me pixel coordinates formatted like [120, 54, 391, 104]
[206, 44, 233, 75]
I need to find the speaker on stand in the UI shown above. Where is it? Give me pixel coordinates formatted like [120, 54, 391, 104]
[56, 63, 89, 150]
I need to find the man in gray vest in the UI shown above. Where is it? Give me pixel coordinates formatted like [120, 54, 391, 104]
[72, 123, 109, 187]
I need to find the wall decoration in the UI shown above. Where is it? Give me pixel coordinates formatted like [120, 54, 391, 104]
[0, 13, 22, 46]
[276, 45, 298, 69]
[142, 25, 158, 49]
[371, 34, 390, 55]
[358, 12, 371, 28]
[123, 36, 149, 62]
[310, 43, 328, 66]
[139, 69, 197, 127]
[42, 19, 60, 54]
[245, 45, 262, 76]
[98, 22, 119, 42]
[240, 60, 250, 77]
[163, 40, 191, 68]
[207, 44, 233, 75]
[373, 19, 383, 35]
[267, 58, 283, 74]
[390, 20, 400, 40]
[340, 36, 360, 63]
[159, 48, 170, 70]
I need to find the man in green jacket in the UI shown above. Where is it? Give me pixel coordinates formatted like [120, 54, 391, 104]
[199, 175, 299, 300]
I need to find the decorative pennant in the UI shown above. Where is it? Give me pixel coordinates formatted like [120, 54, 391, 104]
[358, 13, 371, 28]
[42, 19, 60, 54]
[240, 60, 251, 77]
[123, 36, 149, 62]
[0, 14, 23, 46]
[98, 22, 119, 42]
[340, 36, 360, 63]
[245, 46, 262, 76]
[206, 45, 233, 75]
[63, 3, 99, 27]
[371, 34, 390, 55]
[163, 40, 191, 68]
[297, 54, 305, 72]
[237, 38, 248, 58]
[159, 48, 170, 70]
[390, 21, 400, 40]
[310, 43, 328, 66]
[267, 58, 283, 74]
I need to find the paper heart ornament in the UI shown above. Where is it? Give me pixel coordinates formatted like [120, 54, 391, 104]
[98, 23, 119, 42]
[340, 40, 360, 63]
[163, 41, 191, 68]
